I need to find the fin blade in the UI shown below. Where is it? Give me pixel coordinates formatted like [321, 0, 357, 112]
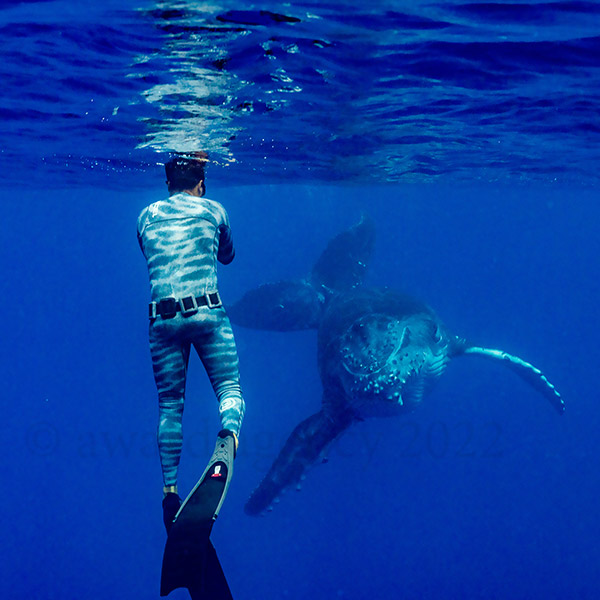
[463, 346, 565, 414]
[161, 432, 235, 596]
[188, 541, 233, 600]
[245, 410, 351, 515]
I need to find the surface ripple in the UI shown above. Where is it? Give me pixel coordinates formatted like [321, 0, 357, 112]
[2, 0, 599, 187]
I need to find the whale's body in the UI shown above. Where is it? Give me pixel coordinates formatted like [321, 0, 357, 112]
[318, 288, 455, 418]
[229, 217, 564, 515]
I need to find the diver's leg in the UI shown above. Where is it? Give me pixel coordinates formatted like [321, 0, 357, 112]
[149, 325, 191, 491]
[193, 310, 245, 437]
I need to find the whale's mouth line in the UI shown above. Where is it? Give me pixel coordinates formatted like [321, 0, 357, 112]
[342, 323, 409, 377]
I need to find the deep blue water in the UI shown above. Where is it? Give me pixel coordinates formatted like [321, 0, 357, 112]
[2, 2, 599, 599]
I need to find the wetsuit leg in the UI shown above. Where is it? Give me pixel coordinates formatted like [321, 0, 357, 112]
[149, 324, 191, 488]
[192, 310, 245, 436]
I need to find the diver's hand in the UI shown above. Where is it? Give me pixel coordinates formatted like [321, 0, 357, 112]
[217, 224, 235, 264]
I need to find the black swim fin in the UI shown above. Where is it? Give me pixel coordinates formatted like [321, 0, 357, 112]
[160, 430, 236, 599]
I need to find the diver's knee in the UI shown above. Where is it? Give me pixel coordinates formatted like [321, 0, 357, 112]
[158, 391, 184, 411]
[215, 379, 242, 400]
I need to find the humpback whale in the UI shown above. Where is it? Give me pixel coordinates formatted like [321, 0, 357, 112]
[229, 217, 564, 515]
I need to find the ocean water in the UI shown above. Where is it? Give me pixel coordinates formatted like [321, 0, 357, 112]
[2, 2, 599, 599]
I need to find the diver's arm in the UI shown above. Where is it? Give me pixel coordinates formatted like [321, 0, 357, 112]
[136, 213, 146, 255]
[217, 223, 235, 264]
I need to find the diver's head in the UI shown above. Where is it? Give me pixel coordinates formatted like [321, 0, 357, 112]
[165, 153, 208, 196]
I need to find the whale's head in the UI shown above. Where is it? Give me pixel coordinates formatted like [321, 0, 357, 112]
[336, 312, 449, 416]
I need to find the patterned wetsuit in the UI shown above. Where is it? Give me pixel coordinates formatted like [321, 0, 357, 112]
[137, 192, 245, 488]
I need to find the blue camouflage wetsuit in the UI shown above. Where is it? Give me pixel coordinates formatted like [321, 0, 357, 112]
[137, 192, 245, 488]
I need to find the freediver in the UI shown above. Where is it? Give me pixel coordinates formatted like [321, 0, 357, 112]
[137, 154, 245, 534]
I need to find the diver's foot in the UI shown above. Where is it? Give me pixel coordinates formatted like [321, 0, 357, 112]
[162, 492, 182, 534]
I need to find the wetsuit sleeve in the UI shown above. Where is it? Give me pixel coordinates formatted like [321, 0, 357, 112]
[217, 223, 235, 264]
[136, 212, 146, 255]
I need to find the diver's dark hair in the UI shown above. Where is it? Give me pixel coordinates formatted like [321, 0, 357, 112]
[165, 154, 207, 192]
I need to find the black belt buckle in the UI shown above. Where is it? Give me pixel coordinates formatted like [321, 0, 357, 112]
[206, 292, 221, 308]
[158, 297, 177, 319]
[179, 295, 199, 317]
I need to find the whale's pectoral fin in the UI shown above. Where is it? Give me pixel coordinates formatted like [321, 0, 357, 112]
[310, 214, 375, 294]
[461, 346, 565, 414]
[245, 408, 353, 515]
[228, 280, 323, 331]
[229, 216, 375, 331]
